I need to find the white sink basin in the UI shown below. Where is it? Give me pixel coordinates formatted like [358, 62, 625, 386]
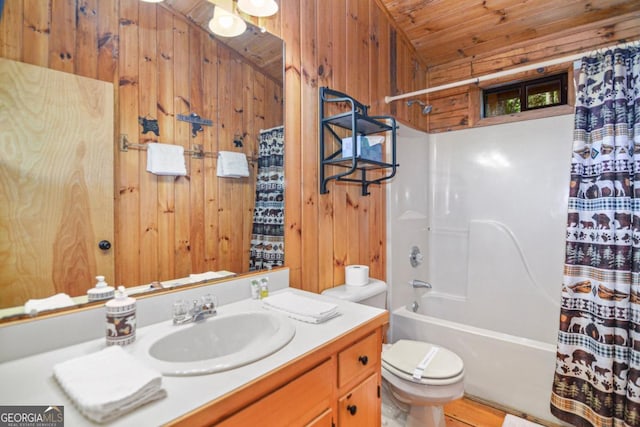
[144, 311, 295, 376]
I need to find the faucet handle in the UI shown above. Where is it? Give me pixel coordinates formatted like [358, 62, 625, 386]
[200, 294, 217, 314]
[172, 299, 189, 324]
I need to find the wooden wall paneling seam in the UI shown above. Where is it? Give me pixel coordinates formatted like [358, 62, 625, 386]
[330, 0, 348, 289]
[316, 0, 335, 294]
[100, 0, 120, 284]
[49, 0, 75, 73]
[22, 0, 48, 67]
[188, 26, 205, 274]
[76, 0, 99, 79]
[228, 52, 245, 272]
[241, 63, 256, 272]
[368, 3, 389, 282]
[300, 0, 319, 294]
[202, 33, 219, 272]
[216, 47, 233, 272]
[156, 6, 177, 281]
[138, 3, 160, 284]
[281, 0, 303, 288]
[350, 0, 370, 272]
[117, 0, 141, 286]
[172, 16, 192, 278]
[97, 0, 118, 84]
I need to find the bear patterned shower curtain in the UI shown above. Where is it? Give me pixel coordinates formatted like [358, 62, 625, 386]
[551, 45, 640, 426]
[249, 126, 285, 271]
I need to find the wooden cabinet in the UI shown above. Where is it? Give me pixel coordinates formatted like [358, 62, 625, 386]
[338, 374, 380, 427]
[169, 314, 387, 427]
[217, 360, 334, 427]
[338, 332, 380, 388]
[337, 333, 382, 427]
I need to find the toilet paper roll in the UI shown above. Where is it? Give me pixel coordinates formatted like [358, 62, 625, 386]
[345, 265, 369, 287]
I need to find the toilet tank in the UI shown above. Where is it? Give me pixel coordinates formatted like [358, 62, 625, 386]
[321, 279, 388, 309]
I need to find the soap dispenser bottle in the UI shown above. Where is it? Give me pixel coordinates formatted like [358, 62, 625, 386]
[105, 286, 136, 346]
[259, 277, 269, 299]
[87, 275, 115, 302]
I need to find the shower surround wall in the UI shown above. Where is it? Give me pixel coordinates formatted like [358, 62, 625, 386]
[387, 115, 574, 421]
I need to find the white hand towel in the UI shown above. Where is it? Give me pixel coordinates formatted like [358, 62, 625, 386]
[262, 292, 340, 323]
[217, 151, 250, 178]
[263, 305, 341, 324]
[187, 271, 225, 283]
[53, 346, 167, 424]
[24, 293, 75, 314]
[146, 142, 187, 176]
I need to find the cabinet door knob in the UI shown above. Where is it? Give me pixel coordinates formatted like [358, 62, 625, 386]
[347, 405, 357, 416]
[358, 355, 368, 366]
[98, 240, 112, 250]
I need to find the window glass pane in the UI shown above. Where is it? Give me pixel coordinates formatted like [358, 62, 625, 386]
[526, 80, 561, 109]
[484, 88, 521, 117]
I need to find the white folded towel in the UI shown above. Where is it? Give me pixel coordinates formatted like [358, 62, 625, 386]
[187, 271, 225, 283]
[217, 151, 250, 178]
[24, 293, 75, 315]
[53, 346, 167, 424]
[146, 142, 187, 176]
[262, 292, 340, 324]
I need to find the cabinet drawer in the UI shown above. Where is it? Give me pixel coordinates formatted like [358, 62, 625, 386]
[217, 359, 333, 427]
[338, 332, 379, 388]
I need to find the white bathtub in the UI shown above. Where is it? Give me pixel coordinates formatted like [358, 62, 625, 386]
[386, 119, 573, 425]
[391, 302, 558, 423]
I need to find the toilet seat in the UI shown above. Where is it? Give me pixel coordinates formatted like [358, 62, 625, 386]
[382, 339, 464, 386]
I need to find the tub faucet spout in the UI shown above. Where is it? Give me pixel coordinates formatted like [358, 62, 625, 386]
[410, 279, 432, 289]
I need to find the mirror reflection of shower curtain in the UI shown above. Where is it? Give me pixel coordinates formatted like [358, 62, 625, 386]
[249, 126, 285, 271]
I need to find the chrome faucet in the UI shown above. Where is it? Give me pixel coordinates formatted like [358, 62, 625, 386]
[410, 279, 432, 289]
[173, 294, 217, 325]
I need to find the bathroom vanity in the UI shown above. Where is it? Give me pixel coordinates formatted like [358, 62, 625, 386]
[0, 271, 388, 426]
[175, 311, 385, 426]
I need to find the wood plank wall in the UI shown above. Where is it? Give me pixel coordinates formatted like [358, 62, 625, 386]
[3, 0, 637, 295]
[425, 11, 640, 133]
[272, 0, 427, 292]
[0, 0, 283, 288]
[0, 0, 426, 294]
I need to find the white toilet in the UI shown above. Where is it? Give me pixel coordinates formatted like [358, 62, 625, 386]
[322, 280, 464, 427]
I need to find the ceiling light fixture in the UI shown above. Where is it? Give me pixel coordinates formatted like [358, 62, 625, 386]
[237, 0, 278, 17]
[209, 0, 247, 38]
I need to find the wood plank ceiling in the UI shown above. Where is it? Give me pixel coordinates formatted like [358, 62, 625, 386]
[379, 0, 640, 68]
[166, 0, 640, 74]
[163, 0, 283, 83]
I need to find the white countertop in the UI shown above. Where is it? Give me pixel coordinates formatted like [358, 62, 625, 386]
[0, 288, 385, 426]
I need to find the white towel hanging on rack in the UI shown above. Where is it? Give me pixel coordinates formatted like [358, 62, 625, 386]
[146, 143, 187, 176]
[217, 151, 250, 178]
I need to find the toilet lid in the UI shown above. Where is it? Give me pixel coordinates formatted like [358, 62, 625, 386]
[382, 340, 464, 383]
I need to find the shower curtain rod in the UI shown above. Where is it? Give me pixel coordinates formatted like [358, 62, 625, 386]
[384, 39, 640, 104]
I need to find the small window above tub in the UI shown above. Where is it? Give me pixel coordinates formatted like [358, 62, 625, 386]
[482, 73, 568, 118]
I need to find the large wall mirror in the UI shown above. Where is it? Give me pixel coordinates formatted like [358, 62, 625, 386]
[0, 2, 284, 319]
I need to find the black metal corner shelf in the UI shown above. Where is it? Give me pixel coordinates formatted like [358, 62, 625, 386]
[319, 87, 398, 196]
